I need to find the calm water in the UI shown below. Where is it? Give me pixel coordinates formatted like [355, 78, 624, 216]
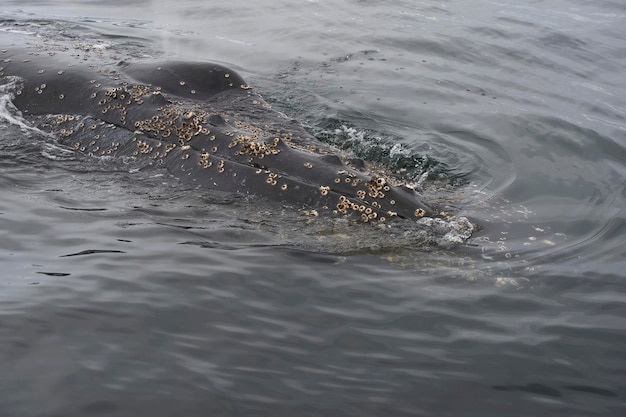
[1, 1, 625, 416]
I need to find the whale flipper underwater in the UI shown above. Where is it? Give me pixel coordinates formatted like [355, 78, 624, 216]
[0, 33, 436, 222]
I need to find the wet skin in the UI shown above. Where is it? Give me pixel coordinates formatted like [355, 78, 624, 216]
[0, 36, 435, 222]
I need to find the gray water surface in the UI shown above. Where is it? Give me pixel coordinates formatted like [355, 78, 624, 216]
[1, 1, 625, 416]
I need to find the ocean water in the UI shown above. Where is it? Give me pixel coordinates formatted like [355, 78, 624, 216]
[0, 1, 625, 416]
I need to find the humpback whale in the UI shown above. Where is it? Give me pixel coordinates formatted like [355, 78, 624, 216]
[0, 33, 435, 222]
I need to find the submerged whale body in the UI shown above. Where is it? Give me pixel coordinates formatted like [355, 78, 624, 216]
[0, 34, 435, 222]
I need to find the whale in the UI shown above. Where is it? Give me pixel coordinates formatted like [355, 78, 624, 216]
[0, 33, 435, 222]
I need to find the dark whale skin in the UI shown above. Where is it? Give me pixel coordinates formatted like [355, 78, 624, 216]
[0, 35, 435, 222]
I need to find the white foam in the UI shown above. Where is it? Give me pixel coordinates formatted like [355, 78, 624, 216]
[215, 35, 254, 47]
[0, 76, 45, 134]
[91, 43, 110, 50]
[40, 142, 75, 161]
[417, 216, 475, 246]
[0, 27, 36, 35]
[335, 124, 367, 142]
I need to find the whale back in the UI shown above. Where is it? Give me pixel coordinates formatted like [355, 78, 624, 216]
[120, 60, 247, 101]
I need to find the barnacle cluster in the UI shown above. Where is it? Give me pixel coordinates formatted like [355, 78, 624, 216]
[231, 134, 281, 159]
[365, 176, 390, 199]
[335, 195, 382, 223]
[198, 151, 212, 169]
[133, 103, 208, 142]
[96, 83, 157, 125]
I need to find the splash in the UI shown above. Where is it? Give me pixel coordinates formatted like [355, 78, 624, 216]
[0, 76, 43, 133]
[314, 122, 438, 182]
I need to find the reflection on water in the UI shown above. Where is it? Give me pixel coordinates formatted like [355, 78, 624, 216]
[1, 0, 625, 416]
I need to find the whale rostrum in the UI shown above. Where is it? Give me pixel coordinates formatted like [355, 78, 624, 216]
[1, 37, 436, 222]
